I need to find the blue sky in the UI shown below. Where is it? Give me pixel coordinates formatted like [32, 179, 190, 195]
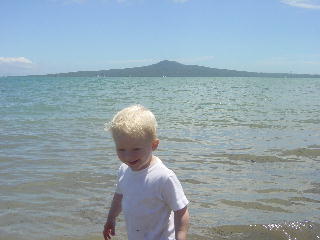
[1, 0, 320, 76]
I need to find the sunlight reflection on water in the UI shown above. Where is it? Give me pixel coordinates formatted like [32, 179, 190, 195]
[0, 77, 319, 239]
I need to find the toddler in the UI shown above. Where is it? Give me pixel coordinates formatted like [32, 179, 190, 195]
[103, 105, 189, 240]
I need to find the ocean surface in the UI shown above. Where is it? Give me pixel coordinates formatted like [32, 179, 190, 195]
[0, 76, 320, 240]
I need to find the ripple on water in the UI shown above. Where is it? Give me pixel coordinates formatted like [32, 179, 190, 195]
[205, 221, 320, 240]
[1, 77, 320, 239]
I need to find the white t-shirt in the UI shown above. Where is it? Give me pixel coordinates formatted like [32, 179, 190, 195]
[116, 157, 189, 240]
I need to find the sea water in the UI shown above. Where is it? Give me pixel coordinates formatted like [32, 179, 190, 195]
[0, 76, 319, 240]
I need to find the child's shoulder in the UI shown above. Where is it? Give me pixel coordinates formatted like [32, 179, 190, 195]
[153, 157, 176, 178]
[118, 162, 129, 174]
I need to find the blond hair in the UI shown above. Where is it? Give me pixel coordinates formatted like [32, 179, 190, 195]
[107, 105, 158, 141]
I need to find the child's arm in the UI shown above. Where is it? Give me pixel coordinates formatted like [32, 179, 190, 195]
[103, 193, 123, 240]
[174, 206, 190, 240]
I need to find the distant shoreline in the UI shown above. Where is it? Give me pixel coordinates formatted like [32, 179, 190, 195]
[18, 60, 320, 78]
[7, 75, 320, 79]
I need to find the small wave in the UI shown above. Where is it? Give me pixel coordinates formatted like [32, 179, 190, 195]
[220, 199, 290, 213]
[206, 153, 296, 163]
[255, 188, 298, 194]
[181, 178, 207, 184]
[281, 147, 320, 158]
[304, 182, 320, 194]
[205, 221, 320, 240]
[160, 136, 197, 143]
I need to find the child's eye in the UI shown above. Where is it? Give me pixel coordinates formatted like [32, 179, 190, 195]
[117, 149, 125, 152]
[133, 148, 140, 151]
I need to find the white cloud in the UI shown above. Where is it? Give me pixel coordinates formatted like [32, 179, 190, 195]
[281, 0, 320, 9]
[0, 57, 34, 76]
[0, 57, 33, 65]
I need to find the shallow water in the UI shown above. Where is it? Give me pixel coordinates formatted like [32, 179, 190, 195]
[0, 77, 320, 239]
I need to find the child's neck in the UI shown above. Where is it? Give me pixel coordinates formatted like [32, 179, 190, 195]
[149, 155, 157, 167]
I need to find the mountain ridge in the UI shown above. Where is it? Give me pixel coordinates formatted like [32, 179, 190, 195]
[41, 60, 320, 78]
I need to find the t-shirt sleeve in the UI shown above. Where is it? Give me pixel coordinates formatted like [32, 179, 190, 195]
[115, 165, 123, 194]
[161, 173, 189, 211]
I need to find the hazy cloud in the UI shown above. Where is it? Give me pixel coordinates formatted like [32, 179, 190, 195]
[0, 57, 34, 76]
[0, 57, 33, 65]
[281, 0, 320, 9]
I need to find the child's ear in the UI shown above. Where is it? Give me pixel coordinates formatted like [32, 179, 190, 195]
[152, 139, 159, 151]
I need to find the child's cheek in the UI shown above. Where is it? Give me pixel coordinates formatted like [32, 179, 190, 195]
[130, 151, 138, 159]
[117, 152, 125, 161]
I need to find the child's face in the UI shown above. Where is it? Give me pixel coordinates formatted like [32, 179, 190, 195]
[113, 134, 159, 171]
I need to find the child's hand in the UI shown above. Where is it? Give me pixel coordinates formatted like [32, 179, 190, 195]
[103, 193, 122, 239]
[103, 218, 116, 240]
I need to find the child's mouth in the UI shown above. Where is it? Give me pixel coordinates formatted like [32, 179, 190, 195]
[128, 160, 139, 166]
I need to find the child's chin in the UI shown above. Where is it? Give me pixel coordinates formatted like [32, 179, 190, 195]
[130, 162, 149, 171]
